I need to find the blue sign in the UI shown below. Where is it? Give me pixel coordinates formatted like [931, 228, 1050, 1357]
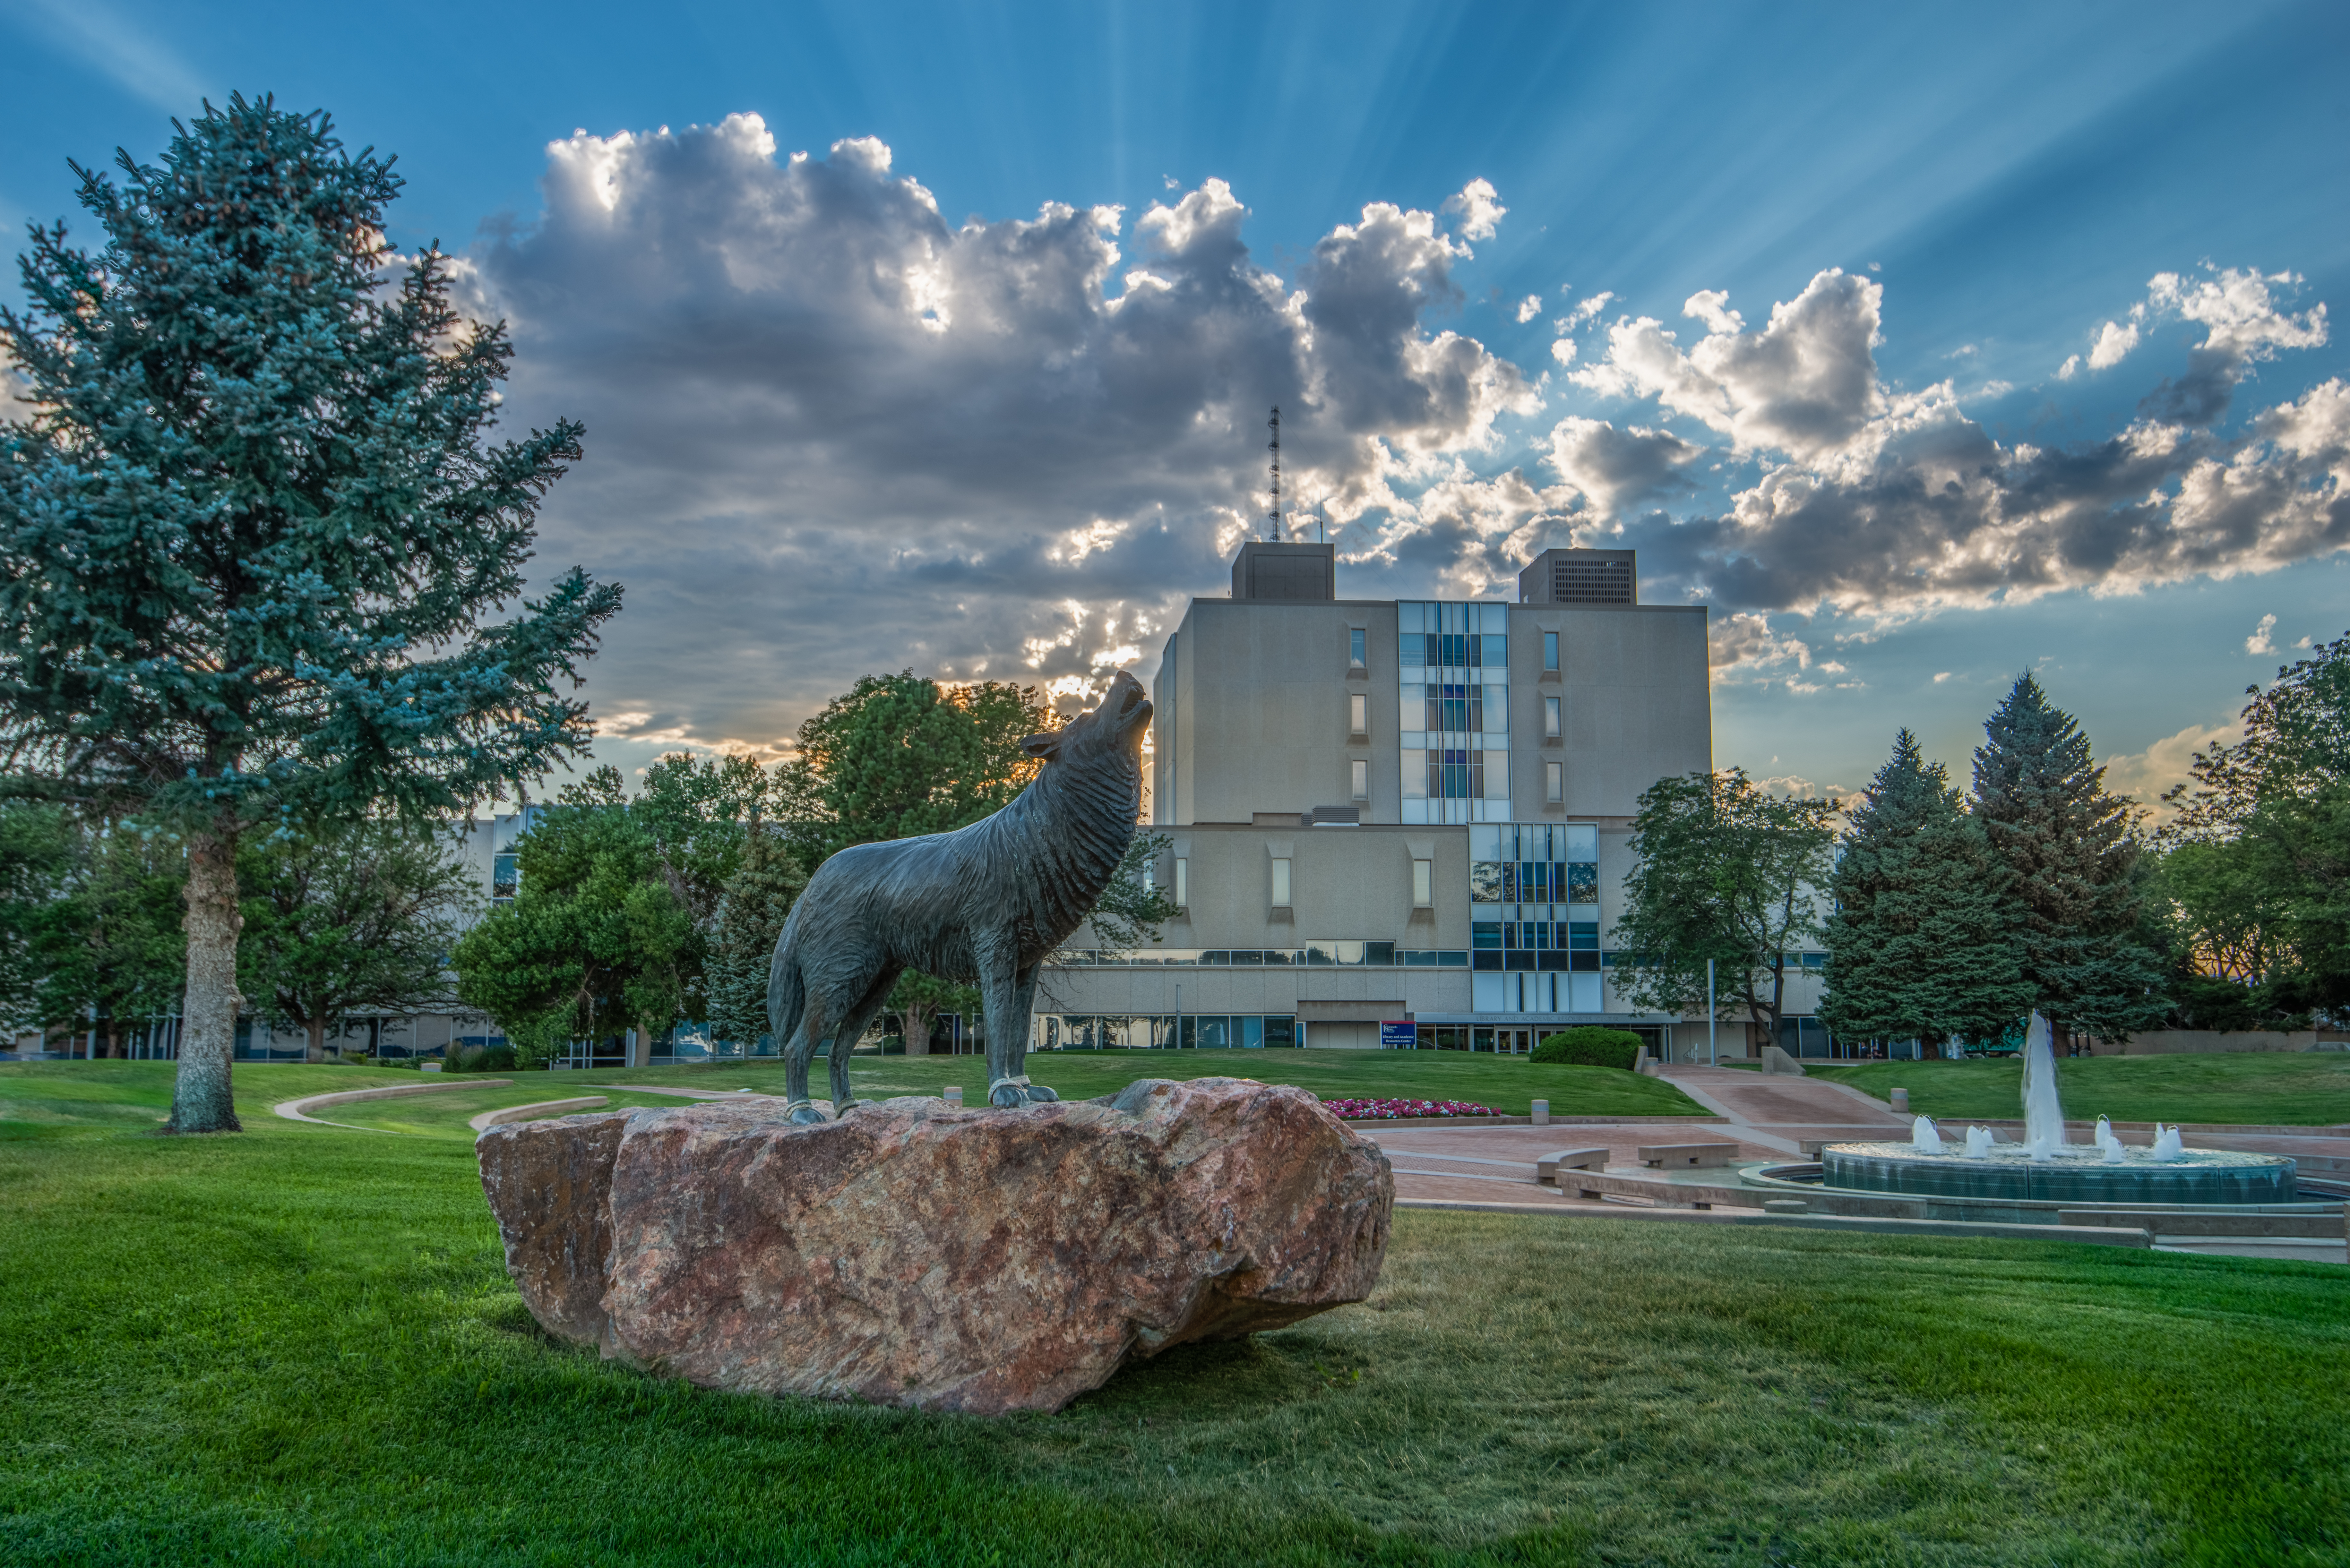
[1380, 1019, 1418, 1050]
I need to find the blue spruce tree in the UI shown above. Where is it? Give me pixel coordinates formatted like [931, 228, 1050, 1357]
[0, 97, 622, 1130]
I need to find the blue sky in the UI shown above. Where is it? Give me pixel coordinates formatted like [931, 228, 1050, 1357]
[4, 0, 2346, 809]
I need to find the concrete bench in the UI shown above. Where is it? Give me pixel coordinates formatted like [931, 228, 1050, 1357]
[1638, 1141, 1741, 1169]
[1535, 1147, 1609, 1186]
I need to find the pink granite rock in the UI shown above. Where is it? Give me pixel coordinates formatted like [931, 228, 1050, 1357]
[476, 1076, 1393, 1414]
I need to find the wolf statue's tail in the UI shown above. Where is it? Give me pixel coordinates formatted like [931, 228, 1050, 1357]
[767, 917, 806, 1056]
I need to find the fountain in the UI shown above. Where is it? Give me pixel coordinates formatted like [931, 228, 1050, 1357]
[1817, 1014, 2297, 1206]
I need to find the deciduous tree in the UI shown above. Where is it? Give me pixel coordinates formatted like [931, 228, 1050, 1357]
[236, 820, 478, 1061]
[0, 98, 620, 1129]
[1611, 769, 1838, 1048]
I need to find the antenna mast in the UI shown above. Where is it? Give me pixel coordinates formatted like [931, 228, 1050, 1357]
[1266, 405, 1282, 542]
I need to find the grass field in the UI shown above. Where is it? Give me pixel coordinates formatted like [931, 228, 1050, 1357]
[1805, 1052, 2350, 1127]
[3, 1062, 2346, 1566]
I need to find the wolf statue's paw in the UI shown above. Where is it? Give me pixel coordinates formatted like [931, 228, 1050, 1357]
[990, 1075, 1052, 1108]
[833, 1097, 866, 1115]
[785, 1100, 829, 1126]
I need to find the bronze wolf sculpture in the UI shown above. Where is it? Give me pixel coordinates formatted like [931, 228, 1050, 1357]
[767, 670, 1153, 1121]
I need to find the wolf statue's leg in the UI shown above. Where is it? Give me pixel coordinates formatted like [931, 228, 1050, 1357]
[977, 937, 1029, 1108]
[826, 968, 900, 1113]
[784, 984, 832, 1125]
[1008, 963, 1056, 1102]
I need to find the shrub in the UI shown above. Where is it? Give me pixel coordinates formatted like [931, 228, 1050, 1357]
[1532, 1027, 1645, 1069]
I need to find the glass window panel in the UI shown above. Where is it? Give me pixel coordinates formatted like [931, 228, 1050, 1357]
[1472, 922, 1503, 949]
[1174, 857, 1188, 906]
[1566, 862, 1598, 902]
[1470, 862, 1504, 902]
[1411, 859, 1432, 907]
[1350, 758, 1368, 799]
[1483, 685, 1507, 731]
[1270, 858, 1290, 905]
[1543, 631, 1559, 671]
[1399, 683, 1421, 730]
[1546, 761, 1563, 803]
[1484, 751, 1509, 797]
[1229, 948, 1263, 965]
[1365, 941, 1397, 965]
[1568, 921, 1599, 948]
[1481, 635, 1507, 669]
[1401, 750, 1427, 799]
[1399, 632, 1424, 667]
[1565, 823, 1599, 861]
[1479, 604, 1509, 634]
[1544, 695, 1560, 737]
[1467, 685, 1484, 731]
[1467, 751, 1484, 799]
[1349, 692, 1366, 732]
[491, 853, 520, 899]
[1470, 825, 1502, 858]
[1349, 627, 1365, 667]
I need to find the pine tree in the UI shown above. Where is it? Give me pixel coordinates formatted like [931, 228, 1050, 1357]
[1972, 673, 2166, 1044]
[702, 824, 807, 1050]
[0, 98, 621, 1129]
[1820, 730, 2033, 1051]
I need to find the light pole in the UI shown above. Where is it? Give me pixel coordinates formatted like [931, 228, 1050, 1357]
[1175, 983, 1183, 1052]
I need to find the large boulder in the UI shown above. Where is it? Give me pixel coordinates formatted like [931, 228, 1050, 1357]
[477, 1077, 1393, 1415]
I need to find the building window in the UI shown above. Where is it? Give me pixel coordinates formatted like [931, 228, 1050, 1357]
[1349, 692, 1367, 734]
[1350, 758, 1368, 799]
[1174, 857, 1188, 908]
[1412, 858, 1433, 907]
[1270, 858, 1291, 907]
[1482, 684, 1507, 733]
[1543, 631, 1559, 671]
[1349, 627, 1366, 667]
[1546, 762, 1563, 803]
[1544, 695, 1560, 737]
[492, 853, 520, 903]
[1400, 749, 1427, 799]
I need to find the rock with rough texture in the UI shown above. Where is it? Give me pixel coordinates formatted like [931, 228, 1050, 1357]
[477, 1076, 1393, 1414]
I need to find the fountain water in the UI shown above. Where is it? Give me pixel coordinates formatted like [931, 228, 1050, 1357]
[1815, 1010, 2296, 1205]
[2021, 1013, 2065, 1159]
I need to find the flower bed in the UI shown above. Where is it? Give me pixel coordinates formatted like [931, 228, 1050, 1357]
[1322, 1097, 1503, 1120]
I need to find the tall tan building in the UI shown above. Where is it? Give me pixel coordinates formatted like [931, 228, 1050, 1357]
[1036, 542, 1729, 1054]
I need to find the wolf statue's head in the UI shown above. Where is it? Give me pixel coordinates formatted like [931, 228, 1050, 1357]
[1017, 670, 1153, 775]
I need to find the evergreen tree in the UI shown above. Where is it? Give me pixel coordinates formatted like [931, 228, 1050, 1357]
[0, 99, 620, 1129]
[1611, 768, 1839, 1046]
[702, 823, 806, 1050]
[1820, 730, 2032, 1052]
[1972, 673, 2165, 1044]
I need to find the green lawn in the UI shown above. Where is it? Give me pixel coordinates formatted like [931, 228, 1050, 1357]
[2, 1063, 2346, 1564]
[1806, 1053, 2350, 1127]
[564, 1047, 1706, 1118]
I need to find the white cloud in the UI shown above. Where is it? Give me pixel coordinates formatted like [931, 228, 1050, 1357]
[1549, 338, 1577, 367]
[1933, 672, 1952, 682]
[2058, 354, 2082, 380]
[1441, 178, 1506, 242]
[1543, 417, 1702, 519]
[2149, 267, 2328, 361]
[2104, 717, 2243, 822]
[1515, 294, 1543, 324]
[2246, 613, 2277, 655]
[465, 119, 1537, 749]
[1571, 269, 1884, 462]
[1563, 291, 1614, 329]
[2087, 318, 2140, 371]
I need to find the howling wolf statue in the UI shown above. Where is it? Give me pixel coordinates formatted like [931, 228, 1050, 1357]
[767, 670, 1153, 1122]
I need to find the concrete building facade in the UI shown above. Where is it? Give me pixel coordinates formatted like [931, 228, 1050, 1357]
[1036, 542, 1819, 1055]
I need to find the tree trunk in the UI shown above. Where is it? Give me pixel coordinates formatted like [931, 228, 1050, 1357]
[105, 1022, 122, 1059]
[904, 1002, 933, 1056]
[167, 831, 244, 1134]
[307, 1015, 326, 1064]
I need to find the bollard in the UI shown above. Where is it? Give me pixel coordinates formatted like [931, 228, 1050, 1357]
[1531, 1098, 1550, 1127]
[1889, 1087, 1909, 1114]
[943, 1085, 964, 1108]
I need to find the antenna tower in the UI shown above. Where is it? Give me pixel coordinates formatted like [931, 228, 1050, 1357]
[1266, 404, 1283, 542]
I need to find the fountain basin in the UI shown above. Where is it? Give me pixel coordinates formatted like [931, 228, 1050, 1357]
[1821, 1142, 2296, 1206]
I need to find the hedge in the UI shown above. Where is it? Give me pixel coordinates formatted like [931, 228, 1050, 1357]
[1531, 1026, 1645, 1070]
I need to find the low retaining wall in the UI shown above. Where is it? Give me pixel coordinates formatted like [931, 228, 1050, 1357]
[2087, 1030, 2347, 1055]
